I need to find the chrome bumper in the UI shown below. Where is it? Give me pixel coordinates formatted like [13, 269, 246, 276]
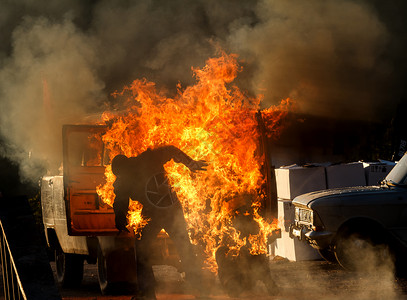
[289, 224, 333, 249]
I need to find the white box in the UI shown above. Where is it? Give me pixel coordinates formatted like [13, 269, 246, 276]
[326, 162, 366, 189]
[275, 166, 326, 200]
[278, 199, 295, 232]
[274, 199, 320, 261]
[363, 162, 395, 186]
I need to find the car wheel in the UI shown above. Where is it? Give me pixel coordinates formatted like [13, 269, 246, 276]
[317, 248, 337, 263]
[334, 229, 394, 272]
[55, 247, 84, 287]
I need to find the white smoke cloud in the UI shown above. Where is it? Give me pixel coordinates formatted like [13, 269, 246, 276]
[0, 0, 405, 184]
[0, 16, 105, 181]
[227, 0, 390, 119]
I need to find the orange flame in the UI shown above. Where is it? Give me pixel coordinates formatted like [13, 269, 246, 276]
[97, 51, 292, 272]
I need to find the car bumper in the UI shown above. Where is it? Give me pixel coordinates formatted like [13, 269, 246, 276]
[289, 224, 334, 250]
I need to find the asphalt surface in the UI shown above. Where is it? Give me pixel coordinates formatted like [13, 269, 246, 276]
[51, 257, 407, 300]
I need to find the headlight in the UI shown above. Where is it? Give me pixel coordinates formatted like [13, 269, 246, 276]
[295, 207, 313, 223]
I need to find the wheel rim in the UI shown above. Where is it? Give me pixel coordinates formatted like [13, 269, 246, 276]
[145, 172, 177, 209]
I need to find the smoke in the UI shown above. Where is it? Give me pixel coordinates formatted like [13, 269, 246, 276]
[0, 15, 105, 182]
[0, 0, 406, 184]
[228, 0, 397, 119]
[151, 250, 401, 299]
[268, 245, 401, 300]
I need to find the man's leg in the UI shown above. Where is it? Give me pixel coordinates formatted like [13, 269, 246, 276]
[164, 207, 206, 295]
[135, 221, 161, 300]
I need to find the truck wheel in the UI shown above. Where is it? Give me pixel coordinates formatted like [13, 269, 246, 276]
[334, 230, 394, 272]
[97, 247, 137, 295]
[317, 248, 337, 263]
[55, 247, 84, 287]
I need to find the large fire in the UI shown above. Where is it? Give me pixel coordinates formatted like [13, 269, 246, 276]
[96, 51, 291, 271]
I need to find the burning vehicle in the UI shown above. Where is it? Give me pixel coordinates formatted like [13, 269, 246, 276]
[41, 124, 140, 294]
[41, 53, 287, 295]
[290, 152, 407, 273]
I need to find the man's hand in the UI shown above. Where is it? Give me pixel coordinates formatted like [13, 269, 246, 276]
[115, 213, 129, 233]
[189, 159, 208, 173]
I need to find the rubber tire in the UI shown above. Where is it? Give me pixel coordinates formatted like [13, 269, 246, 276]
[55, 247, 84, 288]
[334, 230, 393, 272]
[317, 248, 338, 263]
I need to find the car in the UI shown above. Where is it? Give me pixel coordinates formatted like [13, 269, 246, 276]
[290, 153, 407, 273]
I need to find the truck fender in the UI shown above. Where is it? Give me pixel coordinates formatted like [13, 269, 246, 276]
[46, 228, 59, 250]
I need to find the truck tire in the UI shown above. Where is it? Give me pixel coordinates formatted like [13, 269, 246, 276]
[97, 246, 137, 295]
[55, 247, 84, 287]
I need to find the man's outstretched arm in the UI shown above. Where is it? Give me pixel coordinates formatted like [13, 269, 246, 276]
[160, 145, 208, 172]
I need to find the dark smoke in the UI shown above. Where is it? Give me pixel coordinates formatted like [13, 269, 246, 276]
[0, 0, 406, 183]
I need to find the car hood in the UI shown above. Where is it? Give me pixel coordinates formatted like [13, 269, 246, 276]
[293, 186, 384, 208]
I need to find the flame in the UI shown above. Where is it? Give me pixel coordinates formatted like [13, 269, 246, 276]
[97, 51, 292, 272]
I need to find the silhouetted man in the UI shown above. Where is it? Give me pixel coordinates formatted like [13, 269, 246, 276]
[111, 146, 207, 300]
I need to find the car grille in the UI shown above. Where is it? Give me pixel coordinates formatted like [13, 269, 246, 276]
[295, 207, 313, 223]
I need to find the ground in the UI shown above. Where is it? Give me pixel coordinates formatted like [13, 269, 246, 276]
[50, 257, 407, 300]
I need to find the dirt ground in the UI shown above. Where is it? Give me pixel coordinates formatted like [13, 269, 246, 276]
[53, 257, 407, 300]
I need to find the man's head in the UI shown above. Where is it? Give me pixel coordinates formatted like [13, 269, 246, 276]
[111, 154, 128, 176]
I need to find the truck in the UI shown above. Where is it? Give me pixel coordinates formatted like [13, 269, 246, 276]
[41, 121, 278, 294]
[41, 125, 178, 294]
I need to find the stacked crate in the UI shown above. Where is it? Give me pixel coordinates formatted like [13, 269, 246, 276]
[362, 162, 395, 186]
[273, 165, 326, 261]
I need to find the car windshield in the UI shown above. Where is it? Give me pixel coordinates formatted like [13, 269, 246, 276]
[385, 152, 407, 186]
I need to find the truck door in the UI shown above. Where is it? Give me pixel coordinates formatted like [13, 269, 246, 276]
[63, 125, 117, 235]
